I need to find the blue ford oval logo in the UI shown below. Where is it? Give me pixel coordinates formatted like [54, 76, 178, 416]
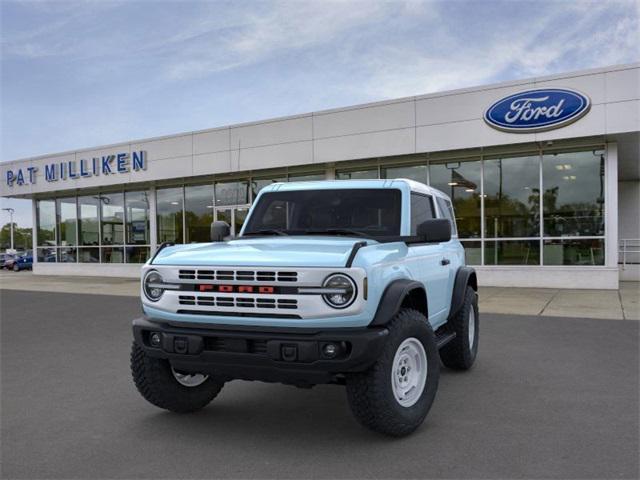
[484, 88, 591, 133]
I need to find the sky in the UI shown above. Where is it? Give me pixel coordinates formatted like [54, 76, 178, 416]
[1, 0, 639, 228]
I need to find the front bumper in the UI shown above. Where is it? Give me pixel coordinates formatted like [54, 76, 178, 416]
[133, 317, 388, 385]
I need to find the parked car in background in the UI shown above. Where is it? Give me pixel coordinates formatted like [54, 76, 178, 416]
[2, 253, 17, 270]
[12, 252, 33, 271]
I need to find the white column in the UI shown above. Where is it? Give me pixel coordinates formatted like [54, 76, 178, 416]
[325, 163, 336, 180]
[605, 142, 619, 272]
[31, 199, 37, 264]
[149, 186, 157, 253]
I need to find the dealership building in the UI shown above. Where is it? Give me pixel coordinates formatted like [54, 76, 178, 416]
[1, 63, 638, 289]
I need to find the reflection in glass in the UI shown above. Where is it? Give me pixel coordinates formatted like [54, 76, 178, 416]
[100, 193, 124, 245]
[382, 164, 428, 185]
[78, 196, 100, 246]
[288, 172, 325, 182]
[430, 160, 481, 238]
[461, 241, 481, 265]
[215, 180, 249, 206]
[484, 155, 540, 238]
[125, 191, 150, 245]
[185, 184, 214, 243]
[37, 200, 56, 246]
[58, 247, 77, 263]
[335, 168, 378, 180]
[126, 246, 150, 263]
[56, 198, 77, 246]
[543, 239, 604, 265]
[484, 240, 540, 265]
[542, 150, 605, 237]
[78, 247, 100, 262]
[37, 247, 56, 262]
[101, 247, 124, 263]
[235, 208, 249, 236]
[157, 187, 184, 243]
[252, 177, 286, 198]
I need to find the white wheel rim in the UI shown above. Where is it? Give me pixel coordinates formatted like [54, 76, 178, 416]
[391, 337, 427, 408]
[468, 308, 476, 349]
[171, 367, 208, 387]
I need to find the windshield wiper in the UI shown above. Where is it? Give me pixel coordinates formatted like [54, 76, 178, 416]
[242, 229, 289, 236]
[303, 228, 371, 238]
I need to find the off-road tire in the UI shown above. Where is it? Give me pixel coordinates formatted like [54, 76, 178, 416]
[130, 341, 224, 413]
[345, 309, 440, 436]
[439, 286, 478, 370]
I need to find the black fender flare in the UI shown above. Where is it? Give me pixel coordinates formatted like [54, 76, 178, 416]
[369, 279, 427, 326]
[448, 266, 477, 321]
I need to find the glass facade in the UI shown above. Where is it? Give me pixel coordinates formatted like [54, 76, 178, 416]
[32, 145, 607, 267]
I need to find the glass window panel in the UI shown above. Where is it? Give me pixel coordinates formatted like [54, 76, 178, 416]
[215, 180, 249, 206]
[382, 164, 428, 185]
[461, 241, 481, 265]
[37, 247, 57, 262]
[335, 168, 378, 180]
[78, 247, 100, 263]
[125, 246, 150, 264]
[185, 184, 214, 243]
[252, 177, 286, 198]
[543, 238, 604, 265]
[410, 194, 435, 234]
[288, 172, 325, 182]
[56, 198, 77, 246]
[235, 207, 249, 236]
[78, 196, 100, 246]
[156, 187, 184, 243]
[58, 247, 76, 263]
[484, 240, 540, 265]
[436, 196, 458, 236]
[125, 191, 150, 245]
[101, 247, 124, 263]
[542, 150, 605, 237]
[36, 200, 56, 246]
[430, 160, 481, 238]
[100, 193, 124, 245]
[484, 155, 540, 238]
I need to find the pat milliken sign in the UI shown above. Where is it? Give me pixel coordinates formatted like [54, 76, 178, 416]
[5, 150, 147, 187]
[484, 88, 591, 133]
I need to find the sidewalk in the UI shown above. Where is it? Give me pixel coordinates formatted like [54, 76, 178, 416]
[1, 271, 638, 320]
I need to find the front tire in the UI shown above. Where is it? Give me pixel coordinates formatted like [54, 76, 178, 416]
[130, 341, 224, 413]
[345, 309, 440, 436]
[439, 286, 479, 370]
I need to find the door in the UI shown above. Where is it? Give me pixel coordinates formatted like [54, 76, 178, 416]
[215, 207, 249, 237]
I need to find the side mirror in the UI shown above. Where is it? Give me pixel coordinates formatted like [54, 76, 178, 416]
[210, 221, 231, 242]
[417, 219, 451, 243]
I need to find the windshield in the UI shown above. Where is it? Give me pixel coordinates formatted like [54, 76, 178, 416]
[243, 189, 402, 238]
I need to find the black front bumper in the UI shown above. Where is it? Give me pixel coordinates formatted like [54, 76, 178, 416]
[133, 317, 389, 385]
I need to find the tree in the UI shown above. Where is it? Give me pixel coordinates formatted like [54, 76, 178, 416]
[0, 223, 32, 251]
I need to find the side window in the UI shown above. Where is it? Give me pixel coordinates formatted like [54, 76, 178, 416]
[436, 197, 458, 235]
[410, 193, 435, 234]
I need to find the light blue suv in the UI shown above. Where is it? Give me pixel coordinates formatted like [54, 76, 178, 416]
[131, 179, 478, 436]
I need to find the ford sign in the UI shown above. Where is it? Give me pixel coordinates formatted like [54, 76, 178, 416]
[484, 88, 591, 133]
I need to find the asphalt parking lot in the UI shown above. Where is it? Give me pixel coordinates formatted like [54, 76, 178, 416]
[1, 290, 638, 479]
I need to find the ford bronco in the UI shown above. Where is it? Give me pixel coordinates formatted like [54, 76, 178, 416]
[131, 179, 478, 436]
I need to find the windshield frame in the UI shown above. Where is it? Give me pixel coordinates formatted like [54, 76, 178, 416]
[241, 188, 404, 239]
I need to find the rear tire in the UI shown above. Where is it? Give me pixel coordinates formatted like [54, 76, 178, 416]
[130, 341, 224, 413]
[439, 286, 478, 370]
[345, 309, 440, 436]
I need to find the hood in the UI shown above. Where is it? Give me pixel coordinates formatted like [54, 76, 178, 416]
[152, 236, 370, 268]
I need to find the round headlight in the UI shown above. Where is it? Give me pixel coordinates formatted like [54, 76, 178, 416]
[322, 274, 356, 309]
[143, 270, 164, 302]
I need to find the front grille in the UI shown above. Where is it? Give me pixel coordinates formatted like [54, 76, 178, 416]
[203, 337, 268, 354]
[178, 295, 298, 310]
[178, 269, 298, 282]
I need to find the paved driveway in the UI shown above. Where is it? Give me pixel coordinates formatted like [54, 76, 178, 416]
[1, 290, 638, 479]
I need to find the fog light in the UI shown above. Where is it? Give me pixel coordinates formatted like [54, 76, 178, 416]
[323, 343, 338, 358]
[150, 332, 162, 348]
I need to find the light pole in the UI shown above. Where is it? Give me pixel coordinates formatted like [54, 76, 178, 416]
[2, 207, 15, 251]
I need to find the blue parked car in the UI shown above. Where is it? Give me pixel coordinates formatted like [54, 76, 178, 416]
[131, 179, 478, 436]
[13, 252, 33, 271]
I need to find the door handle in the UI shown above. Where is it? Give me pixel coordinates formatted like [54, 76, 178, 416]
[441, 258, 450, 266]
